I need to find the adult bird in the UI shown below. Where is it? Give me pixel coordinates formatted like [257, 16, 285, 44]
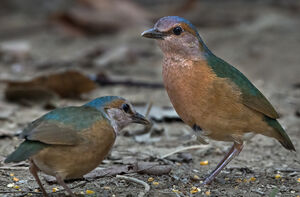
[141, 16, 295, 185]
[5, 96, 149, 196]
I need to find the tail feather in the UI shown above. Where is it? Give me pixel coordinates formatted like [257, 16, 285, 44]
[264, 116, 295, 151]
[5, 141, 47, 163]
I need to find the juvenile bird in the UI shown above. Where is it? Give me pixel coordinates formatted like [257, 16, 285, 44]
[142, 16, 295, 185]
[5, 96, 149, 196]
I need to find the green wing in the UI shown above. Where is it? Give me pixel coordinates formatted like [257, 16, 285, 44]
[5, 141, 48, 163]
[5, 106, 105, 163]
[207, 55, 279, 119]
[20, 106, 105, 145]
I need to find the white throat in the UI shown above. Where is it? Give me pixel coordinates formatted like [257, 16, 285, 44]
[106, 109, 121, 135]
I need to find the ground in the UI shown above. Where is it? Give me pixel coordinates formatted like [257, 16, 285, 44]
[0, 0, 299, 196]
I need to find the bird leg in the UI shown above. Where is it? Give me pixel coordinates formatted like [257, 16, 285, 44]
[55, 174, 76, 197]
[29, 160, 49, 197]
[203, 142, 243, 185]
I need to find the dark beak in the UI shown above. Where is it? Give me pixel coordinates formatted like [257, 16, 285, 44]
[141, 28, 165, 40]
[132, 112, 150, 125]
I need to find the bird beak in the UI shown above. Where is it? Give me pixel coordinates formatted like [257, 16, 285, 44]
[141, 28, 165, 40]
[132, 113, 150, 125]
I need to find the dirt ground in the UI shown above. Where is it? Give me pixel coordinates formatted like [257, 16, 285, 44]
[0, 0, 299, 196]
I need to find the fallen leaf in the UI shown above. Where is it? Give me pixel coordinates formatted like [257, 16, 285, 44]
[44, 162, 172, 184]
[165, 152, 193, 163]
[92, 73, 163, 89]
[136, 162, 172, 175]
[5, 70, 97, 102]
[5, 86, 58, 105]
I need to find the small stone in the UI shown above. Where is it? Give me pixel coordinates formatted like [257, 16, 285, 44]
[7, 183, 15, 188]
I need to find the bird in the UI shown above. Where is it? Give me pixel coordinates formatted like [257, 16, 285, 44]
[141, 16, 295, 185]
[5, 96, 149, 197]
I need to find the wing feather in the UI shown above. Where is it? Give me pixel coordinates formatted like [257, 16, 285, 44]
[20, 106, 104, 145]
[207, 55, 279, 119]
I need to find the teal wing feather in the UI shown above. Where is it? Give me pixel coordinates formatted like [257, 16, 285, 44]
[264, 116, 295, 151]
[5, 106, 106, 163]
[206, 55, 279, 119]
[20, 106, 105, 145]
[5, 141, 48, 163]
[206, 55, 295, 151]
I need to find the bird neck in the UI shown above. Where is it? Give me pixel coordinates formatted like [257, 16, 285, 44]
[197, 37, 212, 56]
[158, 36, 212, 61]
[105, 109, 127, 135]
[108, 117, 121, 135]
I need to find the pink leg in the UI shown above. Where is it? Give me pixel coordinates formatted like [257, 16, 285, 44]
[29, 160, 49, 197]
[55, 174, 76, 197]
[214, 145, 235, 170]
[203, 142, 243, 185]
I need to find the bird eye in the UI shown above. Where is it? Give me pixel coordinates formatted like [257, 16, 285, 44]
[122, 104, 130, 113]
[173, 26, 182, 35]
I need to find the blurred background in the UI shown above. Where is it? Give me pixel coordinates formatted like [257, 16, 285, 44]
[0, 0, 299, 196]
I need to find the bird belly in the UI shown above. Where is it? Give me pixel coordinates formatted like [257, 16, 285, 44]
[32, 122, 116, 179]
[163, 60, 267, 142]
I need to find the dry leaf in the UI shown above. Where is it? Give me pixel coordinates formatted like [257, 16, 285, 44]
[44, 162, 171, 184]
[5, 70, 97, 101]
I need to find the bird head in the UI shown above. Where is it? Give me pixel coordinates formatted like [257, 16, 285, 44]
[141, 16, 211, 59]
[85, 96, 150, 132]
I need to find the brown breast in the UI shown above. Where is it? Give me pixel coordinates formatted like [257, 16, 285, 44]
[32, 120, 116, 179]
[162, 57, 267, 141]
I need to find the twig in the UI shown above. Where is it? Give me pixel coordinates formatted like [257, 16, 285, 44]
[274, 168, 300, 172]
[94, 76, 164, 89]
[0, 191, 42, 195]
[160, 145, 207, 159]
[140, 102, 154, 135]
[0, 166, 28, 170]
[116, 175, 150, 197]
[253, 189, 265, 195]
[144, 102, 153, 118]
[71, 181, 88, 189]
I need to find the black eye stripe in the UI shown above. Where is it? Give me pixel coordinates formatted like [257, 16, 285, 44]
[122, 104, 130, 113]
[173, 26, 182, 35]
